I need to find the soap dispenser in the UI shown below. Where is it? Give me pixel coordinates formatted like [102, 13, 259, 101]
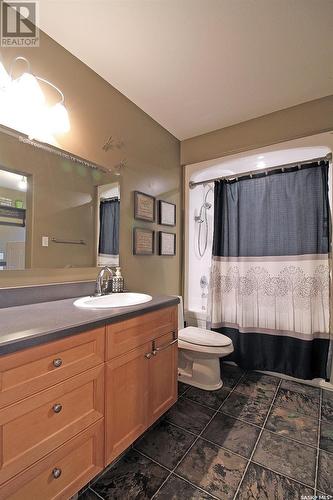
[112, 266, 124, 293]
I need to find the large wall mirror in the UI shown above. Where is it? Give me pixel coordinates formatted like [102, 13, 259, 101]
[0, 130, 120, 273]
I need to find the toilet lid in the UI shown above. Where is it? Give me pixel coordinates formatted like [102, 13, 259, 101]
[178, 327, 232, 347]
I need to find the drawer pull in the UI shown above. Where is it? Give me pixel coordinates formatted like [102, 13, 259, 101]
[52, 467, 62, 479]
[52, 403, 63, 414]
[53, 358, 63, 368]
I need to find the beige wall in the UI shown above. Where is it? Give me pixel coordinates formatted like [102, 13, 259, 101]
[181, 95, 333, 166]
[0, 32, 181, 294]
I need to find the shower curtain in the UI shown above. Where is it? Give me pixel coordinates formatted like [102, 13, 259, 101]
[208, 161, 331, 380]
[98, 198, 120, 256]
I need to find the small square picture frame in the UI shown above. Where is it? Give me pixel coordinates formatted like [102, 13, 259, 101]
[133, 227, 155, 255]
[134, 191, 156, 222]
[158, 231, 176, 256]
[158, 200, 176, 226]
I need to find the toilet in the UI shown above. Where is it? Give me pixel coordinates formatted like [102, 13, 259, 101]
[177, 298, 234, 391]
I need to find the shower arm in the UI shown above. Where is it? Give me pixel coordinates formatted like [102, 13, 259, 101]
[189, 153, 332, 189]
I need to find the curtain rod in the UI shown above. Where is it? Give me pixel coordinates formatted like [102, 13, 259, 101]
[100, 196, 119, 202]
[189, 153, 332, 189]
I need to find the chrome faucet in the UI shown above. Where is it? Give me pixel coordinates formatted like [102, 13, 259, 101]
[95, 266, 114, 296]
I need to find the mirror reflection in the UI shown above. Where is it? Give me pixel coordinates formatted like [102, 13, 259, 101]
[0, 169, 27, 270]
[0, 145, 120, 271]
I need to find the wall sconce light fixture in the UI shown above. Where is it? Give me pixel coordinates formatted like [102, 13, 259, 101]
[0, 56, 70, 143]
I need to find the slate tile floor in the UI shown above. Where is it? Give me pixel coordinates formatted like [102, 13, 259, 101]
[80, 364, 333, 500]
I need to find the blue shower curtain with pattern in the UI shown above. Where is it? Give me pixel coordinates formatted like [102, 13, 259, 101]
[208, 161, 331, 380]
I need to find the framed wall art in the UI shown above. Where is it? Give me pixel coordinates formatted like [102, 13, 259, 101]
[158, 200, 176, 226]
[158, 231, 176, 256]
[134, 191, 155, 222]
[133, 227, 154, 255]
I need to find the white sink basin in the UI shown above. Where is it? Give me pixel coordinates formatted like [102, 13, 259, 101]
[74, 292, 153, 309]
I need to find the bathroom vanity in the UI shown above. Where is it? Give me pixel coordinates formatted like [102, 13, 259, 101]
[0, 295, 178, 499]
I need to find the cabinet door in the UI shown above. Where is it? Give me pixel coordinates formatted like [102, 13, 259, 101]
[105, 342, 151, 465]
[149, 331, 178, 425]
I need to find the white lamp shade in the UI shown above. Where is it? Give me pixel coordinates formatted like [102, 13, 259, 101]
[0, 59, 70, 142]
[48, 102, 70, 134]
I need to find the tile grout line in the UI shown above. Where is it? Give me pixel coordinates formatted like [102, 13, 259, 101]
[314, 387, 323, 495]
[159, 411, 321, 490]
[149, 379, 326, 496]
[249, 460, 317, 490]
[183, 386, 323, 451]
[150, 372, 248, 499]
[135, 448, 220, 500]
[134, 449, 172, 471]
[232, 378, 283, 500]
[173, 472, 219, 499]
[85, 373, 323, 499]
[259, 425, 319, 451]
[179, 400, 321, 451]
[88, 486, 105, 500]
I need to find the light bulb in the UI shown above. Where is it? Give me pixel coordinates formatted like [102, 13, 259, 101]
[13, 72, 45, 107]
[0, 58, 70, 142]
[6, 73, 46, 136]
[48, 102, 70, 134]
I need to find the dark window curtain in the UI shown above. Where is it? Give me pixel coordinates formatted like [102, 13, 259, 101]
[209, 161, 331, 380]
[99, 198, 120, 256]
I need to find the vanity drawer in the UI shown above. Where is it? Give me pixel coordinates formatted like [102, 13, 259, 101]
[0, 365, 104, 485]
[106, 305, 177, 360]
[0, 420, 104, 500]
[0, 328, 105, 409]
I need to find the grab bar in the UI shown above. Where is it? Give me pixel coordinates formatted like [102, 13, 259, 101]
[51, 238, 86, 245]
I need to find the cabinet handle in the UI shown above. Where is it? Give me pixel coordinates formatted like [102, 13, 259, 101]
[152, 332, 178, 355]
[145, 352, 152, 359]
[53, 358, 63, 368]
[52, 403, 62, 414]
[52, 467, 62, 479]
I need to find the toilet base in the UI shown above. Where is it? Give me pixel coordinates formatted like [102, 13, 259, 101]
[178, 352, 223, 391]
[178, 372, 223, 391]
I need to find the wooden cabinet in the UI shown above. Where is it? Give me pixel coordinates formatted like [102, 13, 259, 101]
[0, 302, 178, 499]
[105, 306, 178, 465]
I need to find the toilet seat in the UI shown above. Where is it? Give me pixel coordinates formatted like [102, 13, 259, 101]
[178, 326, 232, 348]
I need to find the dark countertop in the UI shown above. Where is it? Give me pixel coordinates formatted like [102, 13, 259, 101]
[0, 294, 179, 355]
